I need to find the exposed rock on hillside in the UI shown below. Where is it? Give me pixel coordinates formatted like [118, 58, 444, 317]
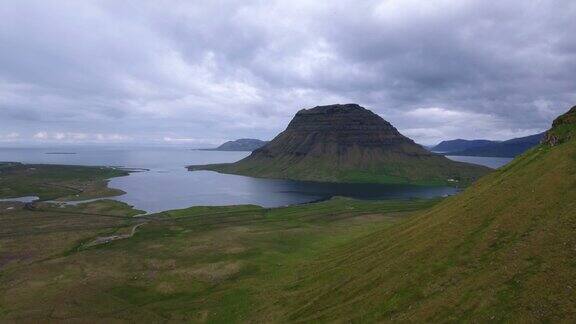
[543, 105, 576, 146]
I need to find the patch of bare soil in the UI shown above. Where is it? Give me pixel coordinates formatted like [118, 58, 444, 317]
[170, 261, 243, 283]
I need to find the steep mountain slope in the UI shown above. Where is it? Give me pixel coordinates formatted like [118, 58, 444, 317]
[260, 106, 576, 322]
[432, 139, 496, 152]
[190, 104, 489, 185]
[447, 132, 545, 157]
[202, 138, 268, 151]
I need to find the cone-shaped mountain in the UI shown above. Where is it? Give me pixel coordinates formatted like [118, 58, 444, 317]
[189, 104, 489, 185]
[253, 103, 429, 159]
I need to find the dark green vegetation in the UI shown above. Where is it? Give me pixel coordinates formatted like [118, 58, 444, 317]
[190, 104, 489, 186]
[436, 132, 545, 158]
[0, 195, 437, 321]
[0, 162, 128, 201]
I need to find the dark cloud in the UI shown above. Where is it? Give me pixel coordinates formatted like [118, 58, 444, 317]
[0, 0, 575, 146]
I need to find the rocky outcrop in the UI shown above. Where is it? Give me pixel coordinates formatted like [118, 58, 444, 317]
[543, 106, 576, 146]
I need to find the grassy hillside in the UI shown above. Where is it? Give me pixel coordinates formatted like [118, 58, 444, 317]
[257, 128, 576, 321]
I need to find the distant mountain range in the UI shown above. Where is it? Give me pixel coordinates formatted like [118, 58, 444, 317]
[200, 138, 268, 152]
[432, 133, 545, 158]
[433, 139, 496, 152]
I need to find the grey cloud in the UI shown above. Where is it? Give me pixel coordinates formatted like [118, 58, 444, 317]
[0, 0, 575, 146]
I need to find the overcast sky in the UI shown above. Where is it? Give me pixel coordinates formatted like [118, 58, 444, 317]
[1, 0, 575, 146]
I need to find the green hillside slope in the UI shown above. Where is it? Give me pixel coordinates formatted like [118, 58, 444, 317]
[261, 108, 576, 322]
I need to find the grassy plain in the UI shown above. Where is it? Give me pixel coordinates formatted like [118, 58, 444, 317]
[0, 162, 128, 200]
[0, 195, 438, 322]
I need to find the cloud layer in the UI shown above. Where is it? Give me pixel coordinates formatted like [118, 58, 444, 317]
[1, 0, 575, 145]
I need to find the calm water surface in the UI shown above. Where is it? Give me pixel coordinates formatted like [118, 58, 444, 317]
[446, 155, 513, 169]
[0, 196, 38, 203]
[0, 146, 507, 213]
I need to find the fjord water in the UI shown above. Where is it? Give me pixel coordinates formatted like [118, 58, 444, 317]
[0, 147, 507, 213]
[445, 155, 512, 169]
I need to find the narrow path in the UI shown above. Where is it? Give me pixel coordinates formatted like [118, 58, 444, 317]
[84, 222, 148, 248]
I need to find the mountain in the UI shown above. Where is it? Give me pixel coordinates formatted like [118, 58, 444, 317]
[202, 138, 268, 151]
[190, 104, 489, 185]
[432, 139, 496, 152]
[445, 132, 545, 157]
[263, 105, 576, 322]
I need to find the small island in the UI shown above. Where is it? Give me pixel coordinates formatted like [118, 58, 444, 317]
[197, 138, 268, 152]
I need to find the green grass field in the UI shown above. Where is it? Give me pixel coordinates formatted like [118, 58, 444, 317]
[0, 162, 128, 200]
[0, 195, 439, 322]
